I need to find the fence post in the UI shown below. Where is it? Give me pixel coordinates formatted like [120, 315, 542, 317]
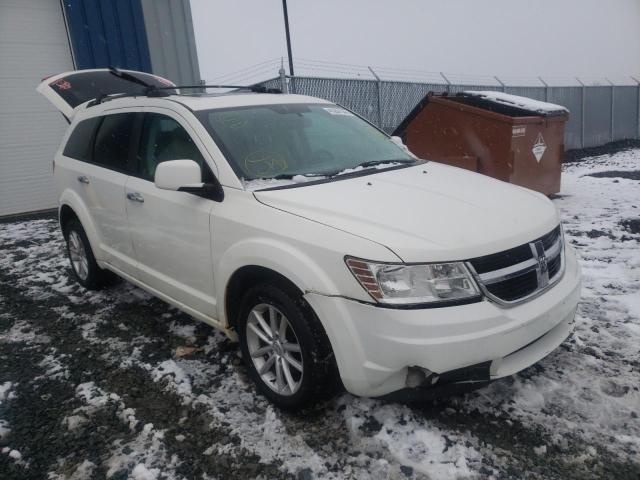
[538, 77, 549, 102]
[279, 65, 288, 93]
[606, 78, 615, 142]
[494, 76, 506, 92]
[368, 67, 384, 129]
[576, 77, 586, 148]
[632, 76, 640, 140]
[440, 72, 451, 93]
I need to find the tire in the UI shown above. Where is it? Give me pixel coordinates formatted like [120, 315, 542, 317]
[63, 218, 113, 290]
[237, 282, 339, 410]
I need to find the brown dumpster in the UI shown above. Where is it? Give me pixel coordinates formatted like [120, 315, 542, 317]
[393, 91, 569, 195]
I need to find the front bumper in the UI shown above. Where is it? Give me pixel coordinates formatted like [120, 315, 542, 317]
[304, 245, 581, 398]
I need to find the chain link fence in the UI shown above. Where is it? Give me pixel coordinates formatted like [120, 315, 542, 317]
[257, 75, 640, 151]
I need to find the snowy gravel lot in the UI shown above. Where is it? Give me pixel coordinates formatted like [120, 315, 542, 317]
[0, 150, 639, 479]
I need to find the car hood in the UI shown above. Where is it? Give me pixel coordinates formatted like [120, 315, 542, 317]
[253, 163, 559, 262]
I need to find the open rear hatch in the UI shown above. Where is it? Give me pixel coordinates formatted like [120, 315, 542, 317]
[36, 68, 176, 122]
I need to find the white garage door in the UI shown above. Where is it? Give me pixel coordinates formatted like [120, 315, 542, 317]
[0, 0, 73, 216]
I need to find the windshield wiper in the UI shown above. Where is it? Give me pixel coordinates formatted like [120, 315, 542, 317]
[319, 159, 417, 178]
[269, 172, 325, 180]
[268, 159, 416, 181]
[353, 159, 416, 169]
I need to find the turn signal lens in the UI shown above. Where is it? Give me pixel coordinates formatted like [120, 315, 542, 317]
[344, 258, 383, 300]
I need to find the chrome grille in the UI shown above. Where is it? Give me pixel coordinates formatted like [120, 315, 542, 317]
[467, 225, 564, 306]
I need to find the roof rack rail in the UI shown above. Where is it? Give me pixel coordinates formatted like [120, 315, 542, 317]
[148, 84, 282, 95]
[87, 83, 282, 109]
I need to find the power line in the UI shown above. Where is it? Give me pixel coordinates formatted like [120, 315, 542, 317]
[205, 69, 280, 86]
[209, 58, 281, 82]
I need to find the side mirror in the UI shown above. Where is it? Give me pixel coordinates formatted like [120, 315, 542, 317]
[155, 159, 201, 190]
[154, 159, 224, 202]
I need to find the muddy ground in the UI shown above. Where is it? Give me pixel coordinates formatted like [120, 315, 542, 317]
[0, 151, 639, 479]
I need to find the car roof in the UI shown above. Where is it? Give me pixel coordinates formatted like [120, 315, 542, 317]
[168, 93, 332, 110]
[93, 92, 333, 113]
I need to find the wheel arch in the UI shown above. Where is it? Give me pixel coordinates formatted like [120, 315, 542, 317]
[224, 265, 304, 332]
[58, 190, 103, 261]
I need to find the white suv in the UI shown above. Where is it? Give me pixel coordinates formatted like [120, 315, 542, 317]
[39, 69, 581, 409]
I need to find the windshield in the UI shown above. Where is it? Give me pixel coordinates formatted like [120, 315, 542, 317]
[196, 103, 415, 182]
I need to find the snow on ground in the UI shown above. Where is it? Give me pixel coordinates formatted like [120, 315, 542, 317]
[0, 149, 638, 479]
[462, 150, 640, 460]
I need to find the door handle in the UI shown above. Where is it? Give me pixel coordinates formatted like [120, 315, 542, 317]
[77, 175, 90, 184]
[126, 192, 144, 203]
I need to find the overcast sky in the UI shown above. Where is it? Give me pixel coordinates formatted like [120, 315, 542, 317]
[191, 0, 640, 86]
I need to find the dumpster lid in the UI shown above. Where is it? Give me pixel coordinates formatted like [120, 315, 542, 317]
[392, 90, 569, 137]
[462, 91, 569, 116]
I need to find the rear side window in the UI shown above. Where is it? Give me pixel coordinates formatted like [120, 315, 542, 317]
[93, 113, 136, 170]
[63, 117, 101, 161]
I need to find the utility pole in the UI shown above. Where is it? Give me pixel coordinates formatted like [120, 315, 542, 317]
[368, 67, 383, 129]
[281, 0, 295, 77]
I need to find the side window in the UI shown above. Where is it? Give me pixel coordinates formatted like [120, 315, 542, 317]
[62, 117, 101, 161]
[93, 113, 136, 170]
[137, 113, 205, 181]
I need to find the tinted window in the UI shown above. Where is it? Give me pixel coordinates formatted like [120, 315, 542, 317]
[93, 113, 136, 170]
[137, 113, 205, 180]
[62, 117, 101, 161]
[49, 71, 176, 109]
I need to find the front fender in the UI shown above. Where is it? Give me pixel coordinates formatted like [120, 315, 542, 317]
[58, 189, 103, 262]
[215, 237, 340, 325]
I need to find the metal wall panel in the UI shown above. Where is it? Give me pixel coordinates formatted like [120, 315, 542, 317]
[584, 87, 613, 147]
[0, 0, 74, 216]
[140, 0, 201, 85]
[63, 0, 152, 72]
[547, 87, 583, 149]
[449, 84, 500, 94]
[505, 86, 547, 101]
[612, 86, 638, 141]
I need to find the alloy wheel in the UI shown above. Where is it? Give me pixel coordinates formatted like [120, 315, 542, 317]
[245, 303, 303, 396]
[68, 230, 89, 281]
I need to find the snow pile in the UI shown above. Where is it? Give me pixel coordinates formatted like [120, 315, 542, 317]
[0, 320, 51, 344]
[0, 381, 13, 402]
[150, 360, 193, 398]
[464, 90, 569, 114]
[73, 382, 183, 478]
[105, 423, 180, 480]
[342, 400, 486, 479]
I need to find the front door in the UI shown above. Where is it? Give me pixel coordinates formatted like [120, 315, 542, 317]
[124, 111, 217, 317]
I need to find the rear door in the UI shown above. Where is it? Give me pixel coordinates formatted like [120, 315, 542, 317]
[61, 111, 140, 274]
[36, 69, 175, 121]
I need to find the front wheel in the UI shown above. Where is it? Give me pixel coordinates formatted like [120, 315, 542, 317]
[237, 283, 338, 410]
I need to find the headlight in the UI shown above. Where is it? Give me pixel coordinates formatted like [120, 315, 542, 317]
[345, 257, 481, 306]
